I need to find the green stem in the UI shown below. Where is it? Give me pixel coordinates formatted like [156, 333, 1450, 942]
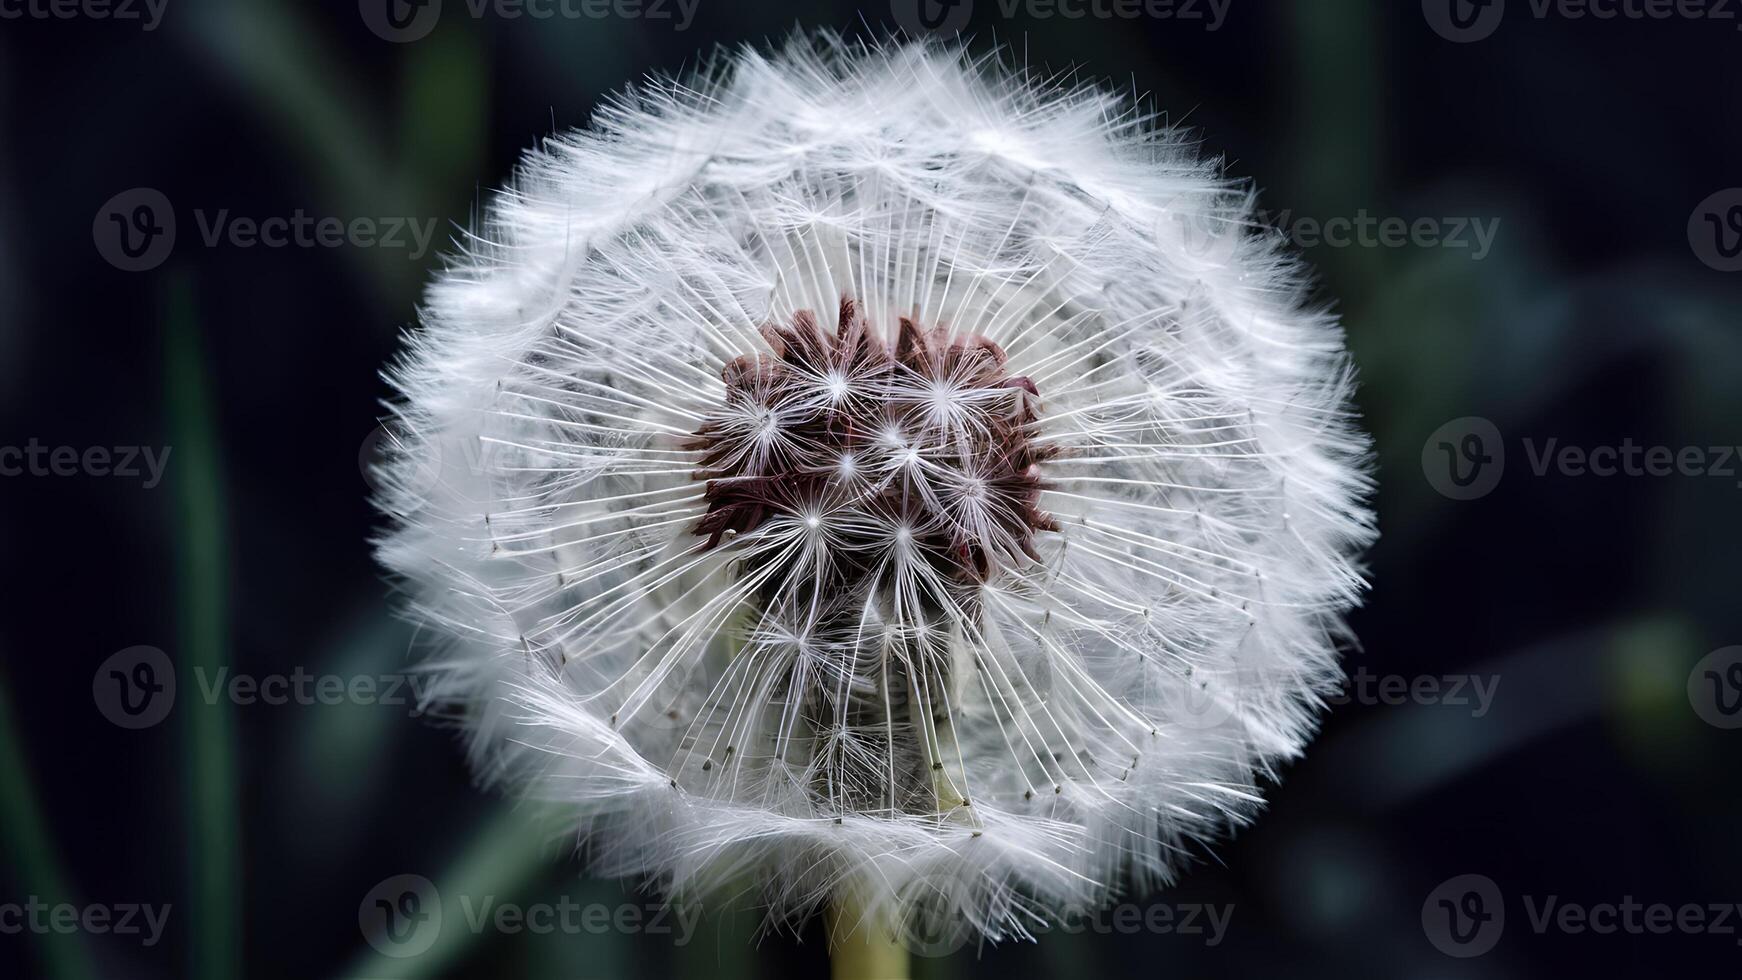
[0, 671, 95, 980]
[167, 274, 241, 980]
[828, 891, 910, 980]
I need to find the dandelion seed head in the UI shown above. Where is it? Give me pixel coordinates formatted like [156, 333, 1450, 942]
[373, 32, 1375, 948]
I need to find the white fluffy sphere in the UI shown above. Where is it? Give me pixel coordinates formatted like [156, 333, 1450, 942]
[374, 33, 1374, 946]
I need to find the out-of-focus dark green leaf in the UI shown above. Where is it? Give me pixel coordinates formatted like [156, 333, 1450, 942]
[167, 273, 242, 980]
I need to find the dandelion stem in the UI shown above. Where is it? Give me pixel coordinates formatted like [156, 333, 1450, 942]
[828, 890, 910, 980]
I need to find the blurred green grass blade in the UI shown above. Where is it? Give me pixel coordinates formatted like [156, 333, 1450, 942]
[528, 877, 637, 980]
[1610, 616, 1704, 760]
[167, 273, 241, 980]
[1288, 0, 1383, 293]
[0, 672, 97, 980]
[185, 0, 383, 215]
[184, 0, 486, 302]
[397, 30, 487, 215]
[672, 889, 757, 980]
[1288, 0, 1381, 203]
[290, 612, 414, 853]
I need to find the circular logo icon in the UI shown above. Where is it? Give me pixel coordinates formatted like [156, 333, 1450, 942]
[1166, 208, 1242, 262]
[1422, 0, 1505, 43]
[1422, 873, 1504, 958]
[1422, 417, 1505, 501]
[891, 0, 974, 37]
[360, 421, 443, 510]
[93, 188, 176, 272]
[1689, 646, 1742, 729]
[93, 646, 176, 730]
[1688, 189, 1742, 273]
[893, 872, 974, 958]
[359, 874, 443, 958]
[1160, 675, 1239, 731]
[360, 0, 442, 43]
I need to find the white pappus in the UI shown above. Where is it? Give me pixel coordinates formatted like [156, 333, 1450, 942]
[372, 33, 1375, 949]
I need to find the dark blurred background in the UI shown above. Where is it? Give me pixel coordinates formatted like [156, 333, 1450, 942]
[2, 0, 1740, 977]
